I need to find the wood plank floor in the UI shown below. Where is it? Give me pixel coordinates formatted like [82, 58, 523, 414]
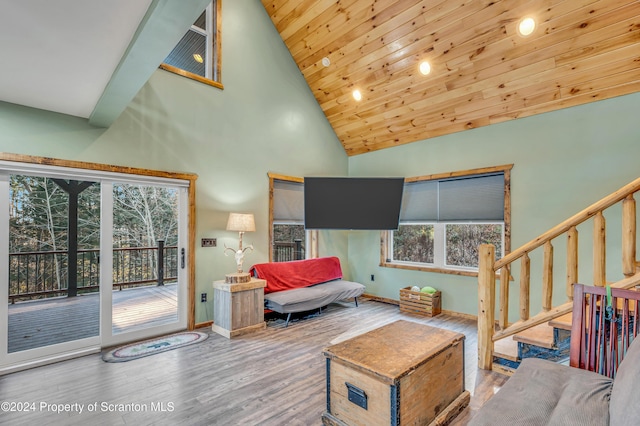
[0, 299, 507, 425]
[8, 284, 178, 353]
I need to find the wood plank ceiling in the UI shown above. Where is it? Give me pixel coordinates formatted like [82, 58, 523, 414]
[262, 0, 640, 156]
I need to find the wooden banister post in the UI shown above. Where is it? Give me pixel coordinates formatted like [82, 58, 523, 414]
[567, 226, 578, 300]
[623, 195, 636, 277]
[478, 244, 496, 370]
[499, 265, 510, 330]
[594, 212, 606, 287]
[542, 241, 554, 311]
[520, 253, 530, 321]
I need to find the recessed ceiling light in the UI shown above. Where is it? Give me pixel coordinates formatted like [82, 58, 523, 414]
[419, 61, 431, 76]
[193, 53, 204, 63]
[322, 57, 331, 67]
[352, 89, 362, 101]
[518, 17, 536, 36]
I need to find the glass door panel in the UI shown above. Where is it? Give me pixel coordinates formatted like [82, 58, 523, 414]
[111, 183, 180, 335]
[6, 174, 101, 354]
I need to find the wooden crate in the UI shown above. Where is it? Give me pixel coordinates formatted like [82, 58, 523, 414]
[399, 287, 441, 317]
[322, 320, 469, 426]
[212, 278, 266, 338]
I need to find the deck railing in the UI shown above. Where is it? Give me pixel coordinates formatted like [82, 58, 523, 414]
[8, 243, 178, 302]
[478, 177, 640, 370]
[274, 239, 304, 262]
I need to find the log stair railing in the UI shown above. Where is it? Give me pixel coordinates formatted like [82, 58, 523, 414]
[478, 177, 640, 371]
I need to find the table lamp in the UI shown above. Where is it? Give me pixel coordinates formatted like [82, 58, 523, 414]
[224, 213, 255, 283]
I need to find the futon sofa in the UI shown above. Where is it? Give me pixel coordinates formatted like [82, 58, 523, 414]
[469, 334, 640, 425]
[249, 256, 365, 326]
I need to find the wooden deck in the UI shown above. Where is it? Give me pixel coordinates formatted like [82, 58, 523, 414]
[0, 298, 508, 425]
[8, 284, 178, 353]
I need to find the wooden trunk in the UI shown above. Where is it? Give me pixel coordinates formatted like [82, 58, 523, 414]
[322, 320, 469, 426]
[399, 287, 441, 317]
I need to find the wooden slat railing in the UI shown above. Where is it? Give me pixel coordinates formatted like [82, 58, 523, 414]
[478, 177, 640, 370]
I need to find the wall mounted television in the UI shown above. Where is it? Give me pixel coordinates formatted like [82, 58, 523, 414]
[304, 177, 405, 230]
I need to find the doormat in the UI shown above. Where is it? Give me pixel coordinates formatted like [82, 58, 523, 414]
[102, 331, 208, 363]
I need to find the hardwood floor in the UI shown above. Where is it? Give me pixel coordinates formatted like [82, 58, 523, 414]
[0, 299, 506, 425]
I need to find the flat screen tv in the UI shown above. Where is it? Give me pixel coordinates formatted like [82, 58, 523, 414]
[304, 177, 404, 230]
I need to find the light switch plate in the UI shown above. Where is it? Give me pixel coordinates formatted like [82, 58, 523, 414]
[201, 238, 217, 247]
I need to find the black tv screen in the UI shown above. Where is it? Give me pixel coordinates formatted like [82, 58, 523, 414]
[304, 177, 404, 230]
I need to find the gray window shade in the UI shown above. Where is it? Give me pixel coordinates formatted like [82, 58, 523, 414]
[400, 173, 504, 222]
[439, 174, 504, 221]
[273, 180, 304, 222]
[400, 180, 438, 221]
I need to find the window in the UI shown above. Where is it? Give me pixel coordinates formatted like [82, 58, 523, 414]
[160, 1, 222, 88]
[268, 173, 318, 262]
[382, 165, 511, 276]
[393, 223, 434, 263]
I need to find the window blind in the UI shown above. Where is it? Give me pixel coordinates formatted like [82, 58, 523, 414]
[399, 180, 438, 221]
[273, 180, 304, 223]
[439, 173, 504, 221]
[399, 173, 504, 222]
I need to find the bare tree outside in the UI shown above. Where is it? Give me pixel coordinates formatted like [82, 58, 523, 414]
[9, 176, 101, 295]
[113, 184, 178, 248]
[273, 224, 305, 243]
[392, 223, 503, 268]
[8, 176, 179, 300]
[112, 183, 179, 284]
[393, 224, 434, 263]
[446, 224, 503, 267]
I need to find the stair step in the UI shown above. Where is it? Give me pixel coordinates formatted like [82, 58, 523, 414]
[513, 323, 555, 349]
[549, 312, 572, 331]
[494, 336, 519, 362]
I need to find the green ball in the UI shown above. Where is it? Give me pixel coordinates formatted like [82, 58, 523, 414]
[420, 286, 437, 294]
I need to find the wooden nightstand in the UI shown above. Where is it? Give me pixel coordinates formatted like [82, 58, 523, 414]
[212, 278, 266, 338]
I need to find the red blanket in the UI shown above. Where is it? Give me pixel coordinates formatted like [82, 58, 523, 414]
[249, 257, 343, 294]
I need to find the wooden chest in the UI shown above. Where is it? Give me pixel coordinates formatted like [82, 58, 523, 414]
[322, 320, 468, 426]
[399, 287, 441, 317]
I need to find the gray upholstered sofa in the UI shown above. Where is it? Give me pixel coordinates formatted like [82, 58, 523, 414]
[469, 335, 640, 425]
[250, 257, 365, 326]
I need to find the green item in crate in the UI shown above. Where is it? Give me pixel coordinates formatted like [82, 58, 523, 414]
[420, 286, 437, 294]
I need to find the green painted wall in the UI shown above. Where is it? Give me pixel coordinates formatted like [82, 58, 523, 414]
[1, 0, 639, 325]
[347, 92, 640, 318]
[0, 0, 348, 324]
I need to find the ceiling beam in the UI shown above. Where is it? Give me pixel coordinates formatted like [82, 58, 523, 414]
[89, 0, 210, 127]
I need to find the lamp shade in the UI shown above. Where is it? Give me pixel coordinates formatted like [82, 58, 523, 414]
[226, 213, 255, 232]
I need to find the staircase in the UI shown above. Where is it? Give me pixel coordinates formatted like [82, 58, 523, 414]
[493, 315, 572, 373]
[478, 177, 640, 372]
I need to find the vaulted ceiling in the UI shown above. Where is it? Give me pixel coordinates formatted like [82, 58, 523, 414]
[262, 0, 640, 156]
[0, 0, 208, 127]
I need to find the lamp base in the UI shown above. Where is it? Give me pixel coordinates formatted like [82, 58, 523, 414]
[225, 272, 251, 284]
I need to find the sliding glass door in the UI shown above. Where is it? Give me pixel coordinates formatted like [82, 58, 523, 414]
[102, 182, 187, 347]
[0, 165, 189, 373]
